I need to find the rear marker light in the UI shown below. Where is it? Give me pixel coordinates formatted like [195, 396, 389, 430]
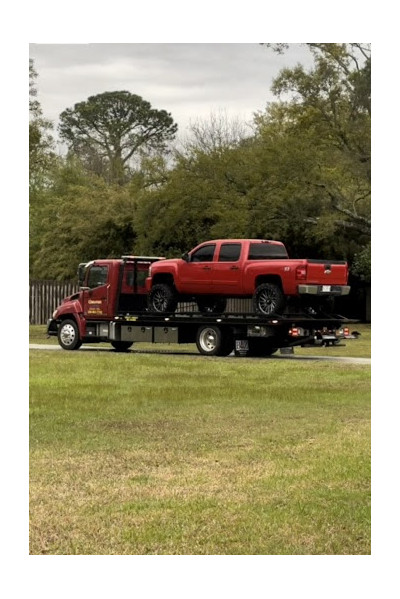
[289, 327, 304, 337]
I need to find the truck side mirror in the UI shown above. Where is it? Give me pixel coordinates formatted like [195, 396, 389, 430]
[77, 263, 86, 287]
[182, 252, 190, 262]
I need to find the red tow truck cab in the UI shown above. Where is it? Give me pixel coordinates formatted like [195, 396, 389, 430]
[48, 256, 165, 350]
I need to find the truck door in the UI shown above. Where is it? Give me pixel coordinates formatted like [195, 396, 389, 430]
[212, 242, 242, 293]
[179, 243, 216, 293]
[82, 264, 112, 319]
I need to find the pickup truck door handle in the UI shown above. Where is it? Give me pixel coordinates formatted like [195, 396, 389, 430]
[202, 266, 212, 270]
[230, 266, 239, 270]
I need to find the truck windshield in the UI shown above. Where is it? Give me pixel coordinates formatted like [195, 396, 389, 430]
[248, 243, 288, 260]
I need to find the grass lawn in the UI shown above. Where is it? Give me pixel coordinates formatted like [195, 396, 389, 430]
[29, 324, 371, 555]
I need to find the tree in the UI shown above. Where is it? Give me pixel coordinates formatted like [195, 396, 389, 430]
[30, 158, 139, 280]
[58, 91, 178, 184]
[134, 115, 255, 256]
[181, 110, 251, 155]
[29, 59, 55, 190]
[263, 43, 371, 237]
[254, 43, 371, 270]
[29, 59, 58, 276]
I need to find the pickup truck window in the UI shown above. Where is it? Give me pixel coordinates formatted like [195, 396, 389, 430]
[191, 244, 216, 262]
[248, 243, 288, 260]
[87, 265, 108, 288]
[218, 243, 241, 262]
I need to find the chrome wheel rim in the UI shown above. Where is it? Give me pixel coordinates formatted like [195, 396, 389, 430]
[60, 323, 76, 346]
[199, 328, 217, 352]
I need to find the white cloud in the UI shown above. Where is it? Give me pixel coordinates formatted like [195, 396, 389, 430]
[30, 43, 313, 139]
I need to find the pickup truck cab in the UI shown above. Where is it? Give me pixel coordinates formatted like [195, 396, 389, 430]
[146, 239, 350, 315]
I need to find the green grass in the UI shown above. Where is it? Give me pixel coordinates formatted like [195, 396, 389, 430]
[29, 341, 371, 555]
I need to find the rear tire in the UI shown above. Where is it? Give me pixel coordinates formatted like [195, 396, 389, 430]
[111, 341, 133, 352]
[253, 283, 285, 316]
[58, 319, 82, 350]
[247, 338, 278, 357]
[148, 283, 178, 313]
[196, 325, 233, 356]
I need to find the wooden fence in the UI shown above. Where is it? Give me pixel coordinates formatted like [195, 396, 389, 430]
[29, 280, 79, 325]
[28, 280, 254, 325]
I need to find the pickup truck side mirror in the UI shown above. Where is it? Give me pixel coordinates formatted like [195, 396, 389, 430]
[181, 252, 190, 262]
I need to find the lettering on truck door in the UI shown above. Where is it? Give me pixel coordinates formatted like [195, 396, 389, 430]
[83, 265, 112, 318]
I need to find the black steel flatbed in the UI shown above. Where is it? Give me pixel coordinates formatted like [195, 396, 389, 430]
[49, 307, 358, 355]
[116, 310, 356, 327]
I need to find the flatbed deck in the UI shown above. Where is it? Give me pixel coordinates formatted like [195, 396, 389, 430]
[117, 310, 356, 327]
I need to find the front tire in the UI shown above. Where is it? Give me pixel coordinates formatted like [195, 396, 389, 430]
[253, 283, 285, 316]
[148, 283, 178, 313]
[58, 319, 82, 350]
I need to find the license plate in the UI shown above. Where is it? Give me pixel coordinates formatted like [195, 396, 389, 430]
[322, 285, 331, 292]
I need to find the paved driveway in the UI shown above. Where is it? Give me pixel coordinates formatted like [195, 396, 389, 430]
[29, 344, 371, 364]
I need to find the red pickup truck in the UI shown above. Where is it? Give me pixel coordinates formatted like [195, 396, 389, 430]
[146, 239, 350, 315]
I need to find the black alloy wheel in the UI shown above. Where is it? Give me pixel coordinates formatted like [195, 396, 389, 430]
[253, 283, 285, 316]
[148, 283, 178, 313]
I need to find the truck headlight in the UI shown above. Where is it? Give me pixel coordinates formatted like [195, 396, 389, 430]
[52, 310, 58, 319]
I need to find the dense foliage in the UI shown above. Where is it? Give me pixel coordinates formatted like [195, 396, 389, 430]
[29, 44, 371, 281]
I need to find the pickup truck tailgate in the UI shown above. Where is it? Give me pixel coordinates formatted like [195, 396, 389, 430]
[306, 260, 348, 285]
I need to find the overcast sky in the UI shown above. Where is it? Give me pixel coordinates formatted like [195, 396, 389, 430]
[29, 43, 313, 149]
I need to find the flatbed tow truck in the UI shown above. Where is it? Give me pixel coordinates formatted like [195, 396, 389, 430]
[47, 255, 357, 357]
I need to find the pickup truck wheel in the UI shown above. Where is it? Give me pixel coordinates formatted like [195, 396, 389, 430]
[253, 283, 285, 316]
[58, 319, 82, 350]
[148, 283, 178, 313]
[196, 325, 233, 356]
[111, 341, 133, 352]
[197, 297, 227, 314]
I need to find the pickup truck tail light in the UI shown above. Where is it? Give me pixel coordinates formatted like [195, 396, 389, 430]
[295, 265, 307, 280]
